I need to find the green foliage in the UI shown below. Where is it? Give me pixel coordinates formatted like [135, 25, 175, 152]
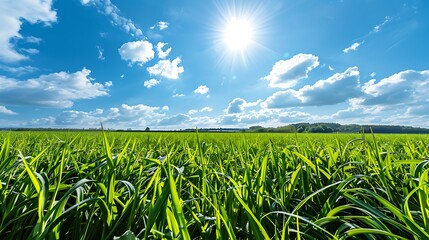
[248, 122, 429, 133]
[0, 131, 428, 239]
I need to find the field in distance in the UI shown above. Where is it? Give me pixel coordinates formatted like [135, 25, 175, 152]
[0, 131, 428, 239]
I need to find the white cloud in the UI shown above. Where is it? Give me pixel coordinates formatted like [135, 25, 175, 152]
[263, 53, 319, 89]
[361, 70, 429, 106]
[226, 98, 246, 114]
[25, 36, 42, 44]
[331, 98, 383, 119]
[119, 40, 154, 65]
[327, 70, 429, 125]
[158, 114, 190, 126]
[22, 48, 39, 55]
[147, 57, 184, 79]
[24, 116, 56, 127]
[188, 109, 198, 115]
[339, 17, 391, 54]
[97, 46, 105, 60]
[26, 103, 169, 129]
[343, 42, 363, 53]
[120, 74, 124, 78]
[373, 16, 391, 33]
[370, 72, 376, 78]
[263, 67, 360, 108]
[200, 107, 213, 112]
[225, 98, 262, 114]
[0, 106, 17, 115]
[158, 21, 169, 30]
[0, 0, 57, 62]
[156, 42, 172, 59]
[328, 66, 334, 71]
[188, 107, 213, 115]
[0, 65, 38, 76]
[218, 108, 277, 126]
[0, 68, 109, 108]
[172, 93, 185, 98]
[144, 78, 160, 88]
[194, 85, 209, 95]
[277, 111, 315, 124]
[151, 21, 169, 31]
[80, 0, 142, 36]
[55, 110, 102, 127]
[105, 104, 165, 127]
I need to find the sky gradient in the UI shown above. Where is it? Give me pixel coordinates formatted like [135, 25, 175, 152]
[1, 0, 428, 129]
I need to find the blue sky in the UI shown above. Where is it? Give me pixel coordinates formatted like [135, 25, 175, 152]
[1, 0, 429, 129]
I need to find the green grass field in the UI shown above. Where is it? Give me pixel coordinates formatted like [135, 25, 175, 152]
[0, 131, 428, 239]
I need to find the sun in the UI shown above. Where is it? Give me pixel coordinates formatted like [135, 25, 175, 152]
[210, 1, 270, 68]
[223, 18, 254, 51]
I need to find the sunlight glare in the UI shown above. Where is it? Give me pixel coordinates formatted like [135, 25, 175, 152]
[223, 18, 253, 51]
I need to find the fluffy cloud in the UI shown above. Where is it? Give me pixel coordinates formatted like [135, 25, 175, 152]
[361, 70, 429, 106]
[0, 65, 38, 76]
[218, 97, 319, 127]
[107, 104, 164, 125]
[24, 116, 56, 127]
[119, 40, 154, 65]
[201, 107, 213, 112]
[188, 107, 213, 115]
[158, 114, 190, 126]
[147, 58, 184, 79]
[151, 21, 169, 31]
[0, 106, 17, 115]
[343, 42, 363, 53]
[225, 98, 262, 114]
[0, 68, 109, 108]
[277, 111, 315, 123]
[263, 53, 319, 89]
[0, 0, 57, 62]
[28, 103, 165, 128]
[263, 67, 360, 108]
[332, 98, 383, 119]
[327, 70, 429, 125]
[55, 110, 102, 126]
[218, 108, 277, 126]
[156, 42, 172, 59]
[194, 85, 209, 95]
[144, 78, 160, 88]
[80, 0, 142, 36]
[188, 109, 198, 115]
[226, 99, 244, 114]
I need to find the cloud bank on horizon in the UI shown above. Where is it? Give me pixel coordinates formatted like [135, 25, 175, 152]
[0, 0, 428, 129]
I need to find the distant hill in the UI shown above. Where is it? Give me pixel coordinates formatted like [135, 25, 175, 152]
[247, 123, 429, 134]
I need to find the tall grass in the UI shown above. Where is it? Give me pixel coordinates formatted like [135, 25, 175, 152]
[0, 131, 428, 239]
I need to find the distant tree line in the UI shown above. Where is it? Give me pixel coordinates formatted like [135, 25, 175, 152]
[247, 123, 429, 134]
[3, 123, 429, 134]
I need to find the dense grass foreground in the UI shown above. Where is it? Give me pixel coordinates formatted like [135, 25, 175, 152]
[0, 131, 428, 239]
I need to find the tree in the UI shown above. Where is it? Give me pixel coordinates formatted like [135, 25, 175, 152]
[145, 127, 150, 132]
